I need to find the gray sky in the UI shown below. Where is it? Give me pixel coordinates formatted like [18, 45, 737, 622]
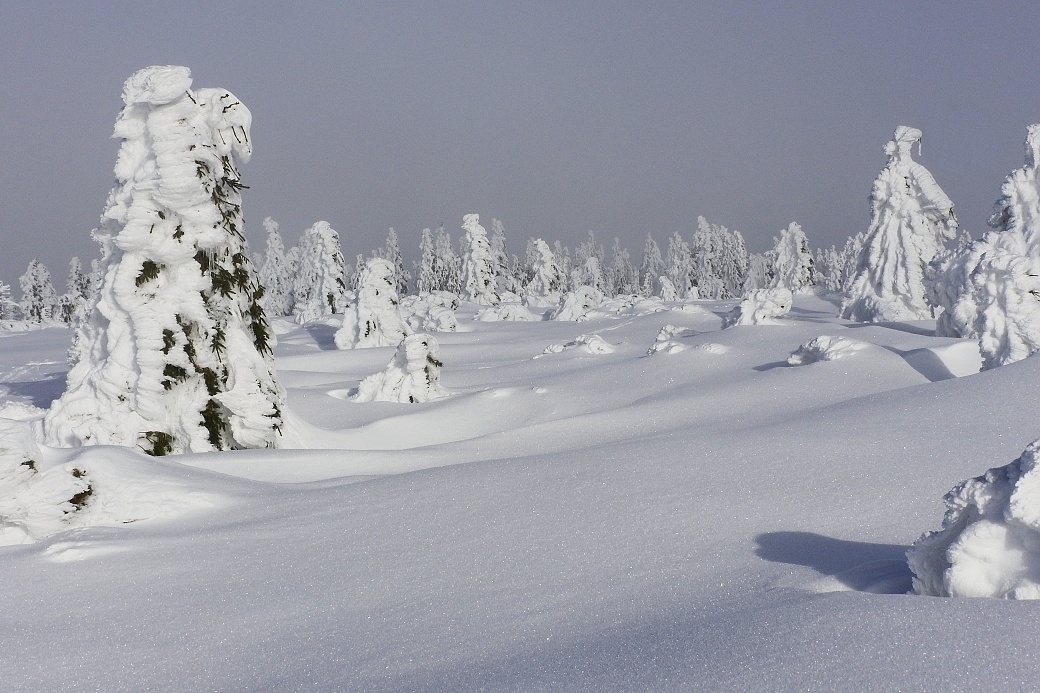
[2, 1, 1040, 288]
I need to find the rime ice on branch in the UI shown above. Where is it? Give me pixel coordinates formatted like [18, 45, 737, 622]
[841, 126, 957, 322]
[45, 66, 285, 455]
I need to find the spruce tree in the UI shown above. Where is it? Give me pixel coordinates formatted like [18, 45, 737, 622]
[45, 65, 284, 454]
[292, 220, 348, 324]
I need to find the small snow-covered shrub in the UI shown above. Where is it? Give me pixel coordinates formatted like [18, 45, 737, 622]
[787, 335, 868, 365]
[474, 303, 538, 322]
[354, 334, 447, 403]
[908, 439, 1040, 599]
[542, 334, 614, 355]
[336, 258, 410, 349]
[648, 324, 693, 355]
[400, 292, 459, 333]
[552, 286, 605, 321]
[722, 288, 793, 328]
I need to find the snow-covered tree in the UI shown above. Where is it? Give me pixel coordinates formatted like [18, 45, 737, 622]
[722, 288, 793, 328]
[840, 126, 957, 322]
[929, 124, 1040, 367]
[689, 217, 726, 300]
[460, 214, 499, 305]
[525, 239, 566, 304]
[18, 260, 58, 323]
[0, 281, 16, 320]
[814, 245, 843, 293]
[433, 225, 462, 294]
[608, 237, 638, 296]
[292, 220, 348, 324]
[714, 224, 750, 299]
[489, 218, 515, 294]
[771, 222, 815, 293]
[335, 257, 410, 349]
[665, 231, 694, 299]
[44, 65, 284, 455]
[257, 217, 293, 317]
[744, 251, 774, 294]
[415, 227, 437, 294]
[379, 227, 410, 296]
[571, 256, 606, 293]
[640, 233, 663, 297]
[57, 257, 91, 324]
[353, 334, 447, 403]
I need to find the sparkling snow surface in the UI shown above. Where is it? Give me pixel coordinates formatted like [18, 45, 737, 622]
[2, 294, 1039, 691]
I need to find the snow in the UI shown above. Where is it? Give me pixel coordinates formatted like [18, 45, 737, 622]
[4, 293, 1040, 690]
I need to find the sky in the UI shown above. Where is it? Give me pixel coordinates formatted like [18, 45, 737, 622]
[2, 1, 1040, 288]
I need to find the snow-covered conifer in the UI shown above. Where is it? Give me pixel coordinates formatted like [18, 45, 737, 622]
[460, 214, 499, 305]
[353, 334, 446, 403]
[335, 257, 410, 349]
[814, 245, 843, 293]
[665, 231, 694, 299]
[415, 228, 437, 294]
[0, 281, 16, 321]
[57, 257, 91, 324]
[928, 125, 1040, 367]
[18, 260, 58, 323]
[608, 237, 638, 296]
[744, 252, 774, 294]
[840, 127, 957, 322]
[257, 217, 293, 317]
[292, 220, 348, 324]
[690, 217, 725, 300]
[714, 225, 750, 299]
[44, 65, 284, 454]
[433, 226, 462, 294]
[571, 256, 606, 293]
[640, 233, 663, 297]
[771, 222, 815, 293]
[525, 239, 566, 305]
[381, 227, 410, 296]
[722, 288, 793, 328]
[658, 275, 680, 301]
[489, 218, 515, 293]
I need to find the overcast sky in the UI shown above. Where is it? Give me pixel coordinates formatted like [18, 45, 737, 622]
[2, 1, 1040, 287]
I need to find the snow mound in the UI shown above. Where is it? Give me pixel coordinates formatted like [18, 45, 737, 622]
[909, 439, 1040, 598]
[541, 334, 615, 355]
[585, 295, 669, 320]
[647, 324, 693, 355]
[698, 342, 729, 355]
[353, 334, 447, 403]
[788, 335, 869, 365]
[474, 303, 538, 322]
[0, 419, 223, 546]
[722, 288, 793, 328]
[552, 286, 605, 321]
[401, 292, 459, 333]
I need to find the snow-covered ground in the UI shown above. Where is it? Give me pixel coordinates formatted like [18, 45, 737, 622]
[1, 293, 1038, 692]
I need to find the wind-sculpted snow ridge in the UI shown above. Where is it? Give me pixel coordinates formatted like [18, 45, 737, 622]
[909, 439, 1040, 598]
[336, 257, 410, 349]
[722, 288, 792, 328]
[400, 292, 458, 333]
[842, 126, 958, 323]
[787, 335, 869, 365]
[44, 66, 284, 455]
[930, 125, 1040, 369]
[353, 334, 447, 403]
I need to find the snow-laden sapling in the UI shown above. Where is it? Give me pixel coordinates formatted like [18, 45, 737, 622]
[647, 324, 693, 355]
[353, 334, 447, 403]
[929, 125, 1040, 368]
[787, 335, 867, 365]
[524, 239, 566, 307]
[400, 291, 459, 333]
[722, 288, 793, 328]
[461, 214, 500, 305]
[336, 257, 410, 349]
[841, 126, 958, 322]
[552, 286, 605, 321]
[908, 439, 1040, 599]
[44, 66, 285, 454]
[292, 220, 348, 324]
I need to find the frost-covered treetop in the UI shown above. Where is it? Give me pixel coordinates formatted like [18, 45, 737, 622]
[121, 65, 193, 106]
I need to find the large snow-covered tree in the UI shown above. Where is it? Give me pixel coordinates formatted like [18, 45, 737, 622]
[771, 222, 815, 293]
[57, 257, 93, 324]
[930, 124, 1040, 367]
[433, 226, 462, 294]
[45, 65, 285, 455]
[379, 227, 410, 297]
[840, 126, 957, 322]
[19, 259, 58, 323]
[665, 231, 695, 299]
[460, 214, 499, 305]
[640, 233, 663, 297]
[292, 220, 348, 324]
[525, 239, 566, 305]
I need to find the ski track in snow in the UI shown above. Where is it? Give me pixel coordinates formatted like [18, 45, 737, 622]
[3, 293, 1038, 692]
